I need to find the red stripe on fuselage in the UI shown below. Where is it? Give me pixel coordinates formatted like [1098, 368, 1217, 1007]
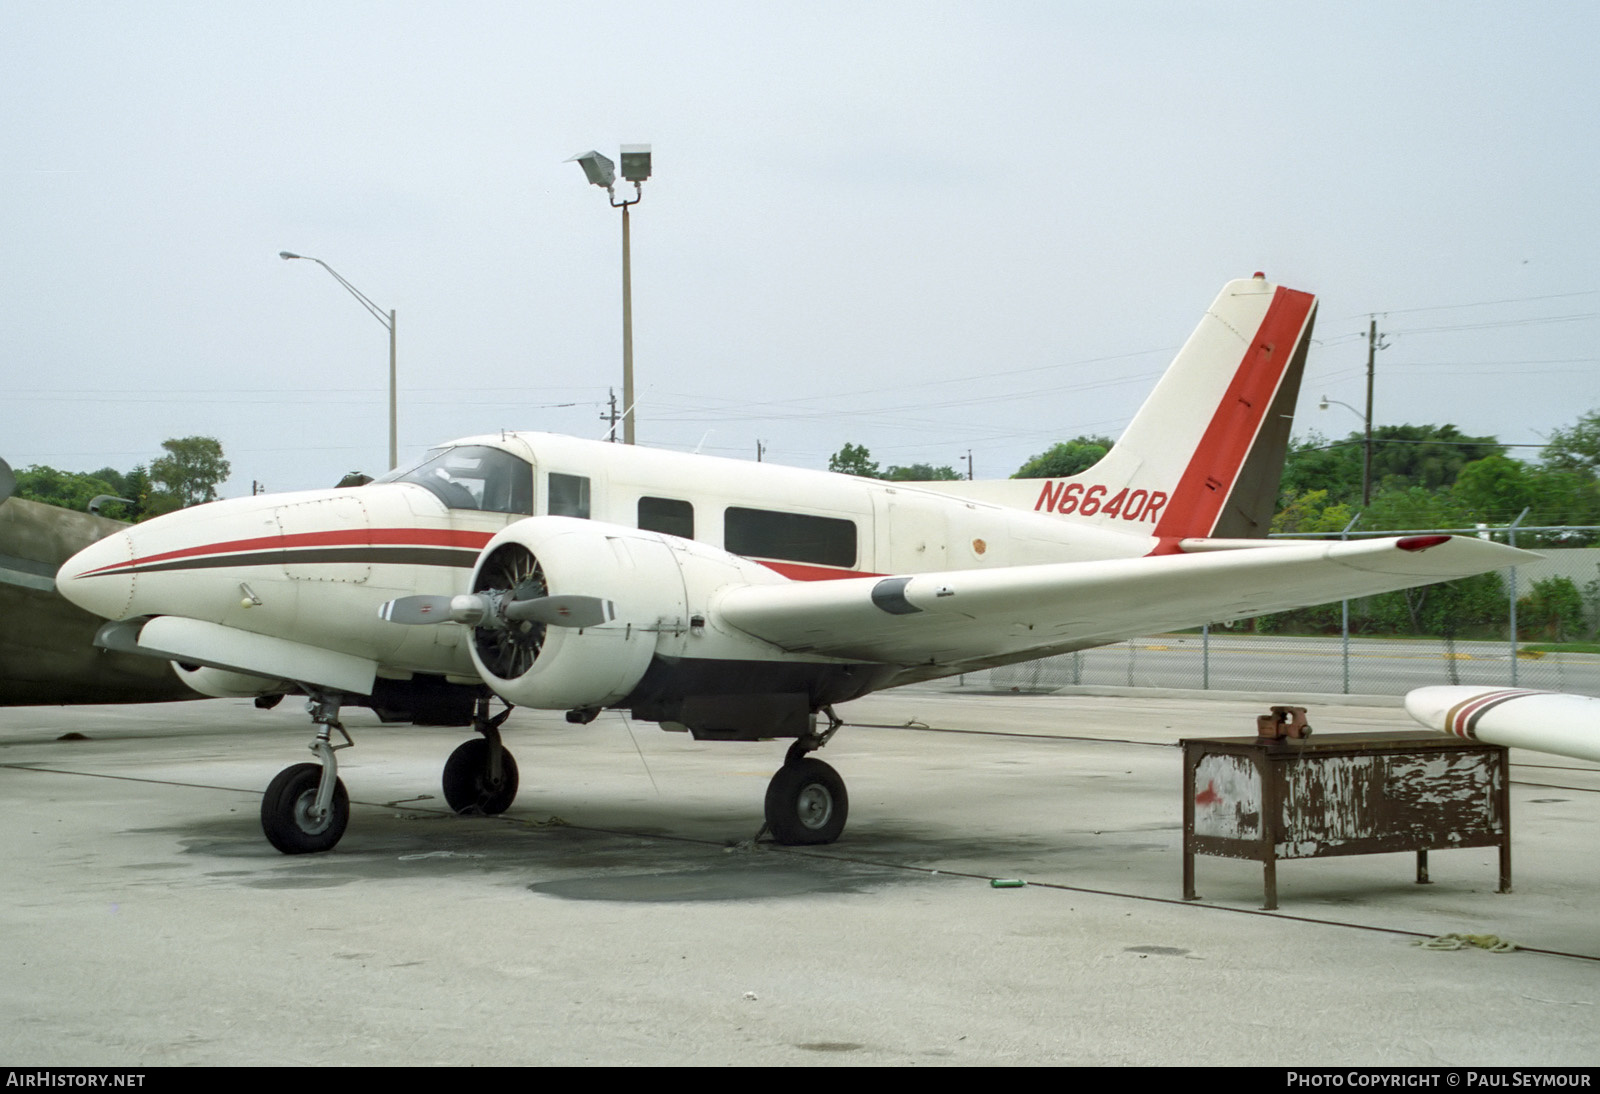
[1152, 286, 1316, 539]
[755, 560, 885, 582]
[79, 527, 496, 578]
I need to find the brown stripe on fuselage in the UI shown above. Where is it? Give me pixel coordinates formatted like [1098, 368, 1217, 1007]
[109, 546, 482, 575]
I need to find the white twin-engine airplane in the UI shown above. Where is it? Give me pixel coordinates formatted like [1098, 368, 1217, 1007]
[56, 275, 1534, 854]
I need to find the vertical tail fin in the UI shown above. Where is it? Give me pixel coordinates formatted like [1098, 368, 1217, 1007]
[923, 274, 1317, 540]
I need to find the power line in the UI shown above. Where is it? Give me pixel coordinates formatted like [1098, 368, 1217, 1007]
[1342, 289, 1598, 320]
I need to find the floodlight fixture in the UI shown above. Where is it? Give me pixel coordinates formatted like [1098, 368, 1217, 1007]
[619, 144, 652, 183]
[568, 150, 616, 190]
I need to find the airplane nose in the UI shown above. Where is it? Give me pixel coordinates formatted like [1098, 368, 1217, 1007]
[57, 531, 137, 620]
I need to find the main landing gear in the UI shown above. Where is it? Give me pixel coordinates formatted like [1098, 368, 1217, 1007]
[442, 699, 520, 815]
[762, 706, 848, 846]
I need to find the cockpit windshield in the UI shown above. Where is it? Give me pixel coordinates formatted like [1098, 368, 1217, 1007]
[374, 445, 533, 515]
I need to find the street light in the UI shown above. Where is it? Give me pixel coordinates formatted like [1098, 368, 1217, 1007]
[569, 144, 651, 445]
[1319, 394, 1373, 506]
[279, 251, 398, 470]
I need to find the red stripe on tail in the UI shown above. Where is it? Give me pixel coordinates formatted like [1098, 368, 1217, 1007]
[1152, 286, 1316, 539]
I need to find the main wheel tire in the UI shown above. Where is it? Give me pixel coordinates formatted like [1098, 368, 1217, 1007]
[442, 738, 520, 815]
[764, 758, 848, 845]
[261, 762, 349, 854]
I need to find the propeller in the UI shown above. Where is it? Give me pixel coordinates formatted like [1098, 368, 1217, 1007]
[505, 595, 614, 627]
[379, 592, 614, 629]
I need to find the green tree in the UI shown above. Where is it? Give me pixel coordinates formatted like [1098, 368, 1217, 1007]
[149, 436, 230, 507]
[1012, 436, 1114, 479]
[1279, 424, 1502, 508]
[1519, 576, 1585, 642]
[1544, 407, 1600, 478]
[827, 443, 881, 478]
[1271, 488, 1355, 535]
[1367, 423, 1503, 493]
[885, 462, 961, 481]
[1278, 432, 1363, 507]
[13, 466, 118, 512]
[1451, 456, 1600, 540]
[1357, 485, 1471, 532]
[1451, 455, 1538, 523]
[1355, 572, 1509, 638]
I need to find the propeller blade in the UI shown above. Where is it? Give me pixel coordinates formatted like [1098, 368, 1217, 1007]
[378, 595, 455, 624]
[504, 595, 615, 628]
[379, 594, 483, 625]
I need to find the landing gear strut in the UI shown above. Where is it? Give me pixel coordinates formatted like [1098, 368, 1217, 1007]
[261, 692, 352, 854]
[763, 706, 848, 845]
[442, 698, 519, 815]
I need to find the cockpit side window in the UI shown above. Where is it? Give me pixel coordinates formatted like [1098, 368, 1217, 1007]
[375, 446, 533, 514]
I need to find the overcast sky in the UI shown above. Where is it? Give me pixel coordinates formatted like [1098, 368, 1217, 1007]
[4, 2, 1595, 494]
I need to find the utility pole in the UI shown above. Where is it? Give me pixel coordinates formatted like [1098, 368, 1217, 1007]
[1362, 317, 1388, 507]
[756, 439, 766, 462]
[965, 449, 974, 480]
[601, 388, 620, 442]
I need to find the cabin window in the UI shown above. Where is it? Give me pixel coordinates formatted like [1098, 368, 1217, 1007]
[638, 496, 694, 539]
[376, 445, 532, 515]
[724, 507, 856, 568]
[548, 473, 591, 519]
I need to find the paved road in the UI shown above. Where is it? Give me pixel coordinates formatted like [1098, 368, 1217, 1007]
[983, 634, 1600, 697]
[2, 690, 1597, 1066]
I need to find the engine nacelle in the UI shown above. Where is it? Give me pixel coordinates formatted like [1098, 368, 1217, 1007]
[466, 517, 769, 712]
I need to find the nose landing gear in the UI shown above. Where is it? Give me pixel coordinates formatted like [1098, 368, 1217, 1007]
[260, 692, 353, 854]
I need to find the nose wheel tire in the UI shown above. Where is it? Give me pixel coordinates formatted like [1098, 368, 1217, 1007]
[442, 738, 520, 815]
[261, 763, 349, 854]
[764, 758, 848, 845]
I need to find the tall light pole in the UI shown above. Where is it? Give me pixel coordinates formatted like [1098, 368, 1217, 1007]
[569, 144, 651, 445]
[1319, 395, 1372, 506]
[279, 251, 398, 469]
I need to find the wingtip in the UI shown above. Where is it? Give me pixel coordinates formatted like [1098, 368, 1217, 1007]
[1396, 535, 1452, 552]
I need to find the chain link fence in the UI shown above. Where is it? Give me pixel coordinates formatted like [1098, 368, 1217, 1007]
[978, 533, 1600, 699]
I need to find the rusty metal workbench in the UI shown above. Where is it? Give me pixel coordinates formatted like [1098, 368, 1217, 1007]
[1181, 731, 1511, 910]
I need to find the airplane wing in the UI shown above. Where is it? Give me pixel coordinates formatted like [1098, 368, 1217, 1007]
[717, 535, 1536, 668]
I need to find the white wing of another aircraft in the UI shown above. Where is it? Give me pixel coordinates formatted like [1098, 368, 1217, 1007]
[1406, 686, 1600, 763]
